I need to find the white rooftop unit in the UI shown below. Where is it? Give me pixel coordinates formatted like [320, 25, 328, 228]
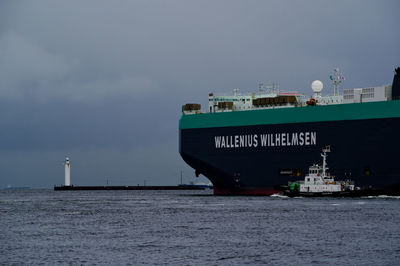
[343, 85, 391, 104]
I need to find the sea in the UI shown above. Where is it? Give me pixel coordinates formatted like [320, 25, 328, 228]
[0, 189, 399, 265]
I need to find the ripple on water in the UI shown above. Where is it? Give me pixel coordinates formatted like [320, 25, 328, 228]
[0, 189, 399, 265]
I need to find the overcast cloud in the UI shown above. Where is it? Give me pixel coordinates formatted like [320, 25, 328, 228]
[0, 0, 399, 188]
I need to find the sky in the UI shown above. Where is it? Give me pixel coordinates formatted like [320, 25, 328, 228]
[0, 0, 399, 188]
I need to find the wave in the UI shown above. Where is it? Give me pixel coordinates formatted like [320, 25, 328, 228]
[363, 195, 400, 199]
[270, 193, 289, 198]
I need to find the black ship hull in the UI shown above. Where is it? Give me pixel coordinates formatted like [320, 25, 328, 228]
[179, 117, 400, 195]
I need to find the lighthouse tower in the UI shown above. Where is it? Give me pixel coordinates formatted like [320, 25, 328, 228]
[65, 157, 71, 186]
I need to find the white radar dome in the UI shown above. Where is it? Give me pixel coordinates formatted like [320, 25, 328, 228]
[311, 80, 323, 93]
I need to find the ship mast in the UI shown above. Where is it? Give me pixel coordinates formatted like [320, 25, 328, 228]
[330, 68, 345, 96]
[321, 146, 330, 178]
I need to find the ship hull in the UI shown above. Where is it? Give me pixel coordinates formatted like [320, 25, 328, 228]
[180, 116, 400, 195]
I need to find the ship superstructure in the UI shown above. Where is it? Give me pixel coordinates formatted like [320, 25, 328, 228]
[179, 68, 400, 195]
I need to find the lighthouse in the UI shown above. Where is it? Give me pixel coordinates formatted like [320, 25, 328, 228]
[65, 157, 71, 186]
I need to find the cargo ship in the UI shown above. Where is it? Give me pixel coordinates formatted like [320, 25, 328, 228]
[179, 68, 400, 195]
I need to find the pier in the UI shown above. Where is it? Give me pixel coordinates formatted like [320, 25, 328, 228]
[54, 185, 209, 191]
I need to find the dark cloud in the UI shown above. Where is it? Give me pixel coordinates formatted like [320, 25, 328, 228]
[0, 0, 399, 187]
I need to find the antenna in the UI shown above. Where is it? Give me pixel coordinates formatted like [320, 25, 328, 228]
[258, 82, 265, 94]
[330, 68, 345, 96]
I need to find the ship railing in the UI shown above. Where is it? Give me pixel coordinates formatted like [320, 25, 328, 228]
[182, 110, 202, 115]
[210, 92, 256, 97]
[208, 102, 309, 114]
[210, 90, 303, 98]
[252, 103, 300, 108]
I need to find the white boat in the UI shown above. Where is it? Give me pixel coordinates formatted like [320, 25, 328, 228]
[287, 146, 354, 196]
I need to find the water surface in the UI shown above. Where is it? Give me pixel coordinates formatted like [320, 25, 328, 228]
[1, 190, 399, 265]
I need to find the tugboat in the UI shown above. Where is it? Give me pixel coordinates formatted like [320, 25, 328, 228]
[285, 146, 355, 197]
